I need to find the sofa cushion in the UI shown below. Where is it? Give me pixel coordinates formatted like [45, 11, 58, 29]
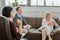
[53, 18, 59, 25]
[36, 18, 43, 28]
[24, 17, 36, 28]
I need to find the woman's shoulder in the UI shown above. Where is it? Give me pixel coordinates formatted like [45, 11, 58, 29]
[42, 18, 46, 21]
[9, 21, 16, 27]
[50, 18, 54, 21]
[9, 21, 14, 24]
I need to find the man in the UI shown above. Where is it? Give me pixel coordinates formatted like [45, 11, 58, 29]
[13, 7, 31, 30]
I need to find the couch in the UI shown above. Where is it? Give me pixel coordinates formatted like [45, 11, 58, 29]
[0, 16, 12, 40]
[24, 17, 60, 40]
[24, 17, 59, 28]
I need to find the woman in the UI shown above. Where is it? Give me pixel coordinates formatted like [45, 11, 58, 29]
[2, 6, 22, 40]
[39, 12, 58, 40]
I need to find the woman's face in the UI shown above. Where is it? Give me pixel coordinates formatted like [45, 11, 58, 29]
[47, 15, 51, 19]
[10, 10, 14, 18]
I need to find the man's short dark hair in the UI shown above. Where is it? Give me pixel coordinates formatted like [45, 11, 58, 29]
[2, 6, 13, 17]
[16, 7, 21, 11]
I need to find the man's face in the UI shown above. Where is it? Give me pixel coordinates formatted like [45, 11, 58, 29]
[17, 8, 22, 15]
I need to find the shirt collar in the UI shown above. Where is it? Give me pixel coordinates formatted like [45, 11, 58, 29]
[17, 13, 22, 17]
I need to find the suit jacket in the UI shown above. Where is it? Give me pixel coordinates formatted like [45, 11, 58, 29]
[13, 14, 27, 28]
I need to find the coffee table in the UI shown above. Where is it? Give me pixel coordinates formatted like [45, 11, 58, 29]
[23, 28, 42, 40]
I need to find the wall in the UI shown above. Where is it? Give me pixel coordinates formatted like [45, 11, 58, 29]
[0, 0, 2, 15]
[0, 0, 5, 15]
[21, 6, 60, 19]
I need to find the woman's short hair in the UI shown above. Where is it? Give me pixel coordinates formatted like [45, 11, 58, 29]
[2, 6, 13, 17]
[45, 11, 51, 17]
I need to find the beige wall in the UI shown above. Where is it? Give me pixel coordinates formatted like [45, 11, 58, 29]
[21, 7, 60, 19]
[0, 0, 5, 15]
[0, 0, 2, 15]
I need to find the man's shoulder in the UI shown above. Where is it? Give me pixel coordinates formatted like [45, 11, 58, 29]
[14, 14, 18, 17]
[15, 13, 17, 16]
[13, 14, 18, 19]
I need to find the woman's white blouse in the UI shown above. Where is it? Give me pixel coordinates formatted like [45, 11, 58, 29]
[42, 18, 55, 26]
[42, 18, 58, 33]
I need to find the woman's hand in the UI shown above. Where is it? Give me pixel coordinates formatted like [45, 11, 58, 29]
[24, 24, 31, 30]
[52, 21, 58, 27]
[17, 19, 22, 26]
[17, 19, 22, 35]
[51, 21, 55, 25]
[48, 21, 52, 26]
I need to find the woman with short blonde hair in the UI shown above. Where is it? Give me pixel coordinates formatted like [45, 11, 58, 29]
[39, 11, 58, 40]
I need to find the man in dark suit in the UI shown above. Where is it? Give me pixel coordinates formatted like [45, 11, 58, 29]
[13, 7, 31, 30]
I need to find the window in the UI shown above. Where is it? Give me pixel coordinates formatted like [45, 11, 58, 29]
[31, 0, 44, 6]
[46, 0, 60, 6]
[5, 0, 60, 6]
[5, 0, 27, 6]
[38, 0, 44, 6]
[5, 0, 15, 6]
[17, 0, 27, 5]
[46, 0, 52, 6]
[53, 0, 60, 6]
[31, 0, 60, 6]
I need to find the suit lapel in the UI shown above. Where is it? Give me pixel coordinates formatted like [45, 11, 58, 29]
[16, 13, 23, 20]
